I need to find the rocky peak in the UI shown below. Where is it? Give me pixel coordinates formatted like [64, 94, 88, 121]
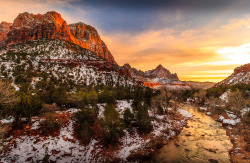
[0, 21, 12, 29]
[156, 64, 164, 70]
[0, 22, 12, 43]
[44, 11, 66, 26]
[68, 22, 100, 41]
[11, 12, 36, 29]
[234, 63, 250, 74]
[145, 64, 172, 78]
[123, 63, 132, 69]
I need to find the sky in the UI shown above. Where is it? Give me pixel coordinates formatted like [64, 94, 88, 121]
[0, 0, 250, 82]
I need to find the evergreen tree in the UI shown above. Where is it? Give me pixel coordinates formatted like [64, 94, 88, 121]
[144, 87, 153, 106]
[134, 102, 152, 133]
[123, 108, 134, 126]
[74, 107, 97, 143]
[101, 104, 125, 144]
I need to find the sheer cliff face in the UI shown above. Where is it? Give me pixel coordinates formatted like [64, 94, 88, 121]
[68, 23, 115, 64]
[0, 11, 116, 64]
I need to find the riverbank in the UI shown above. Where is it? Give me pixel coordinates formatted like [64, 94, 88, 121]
[193, 104, 250, 163]
[206, 109, 250, 163]
[127, 107, 192, 162]
[154, 104, 233, 163]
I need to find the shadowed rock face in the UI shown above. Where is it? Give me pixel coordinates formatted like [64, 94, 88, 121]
[0, 11, 116, 65]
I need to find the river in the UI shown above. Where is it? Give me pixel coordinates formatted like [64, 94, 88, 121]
[155, 104, 233, 163]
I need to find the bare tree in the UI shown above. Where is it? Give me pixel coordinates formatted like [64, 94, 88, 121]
[194, 90, 206, 105]
[227, 89, 247, 117]
[0, 80, 19, 107]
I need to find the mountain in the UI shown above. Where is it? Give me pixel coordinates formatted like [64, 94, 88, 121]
[215, 63, 250, 86]
[0, 11, 116, 64]
[124, 63, 179, 84]
[0, 11, 137, 89]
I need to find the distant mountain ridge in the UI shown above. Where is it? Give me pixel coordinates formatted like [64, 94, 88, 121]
[123, 63, 179, 84]
[215, 63, 250, 86]
[0, 11, 116, 64]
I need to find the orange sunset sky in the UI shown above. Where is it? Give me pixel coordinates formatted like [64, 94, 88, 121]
[0, 0, 250, 82]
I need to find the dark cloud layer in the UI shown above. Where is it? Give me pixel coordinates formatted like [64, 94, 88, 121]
[72, 0, 250, 10]
[69, 0, 250, 33]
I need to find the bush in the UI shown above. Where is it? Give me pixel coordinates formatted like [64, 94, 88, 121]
[98, 88, 116, 104]
[100, 104, 125, 144]
[67, 93, 83, 108]
[157, 106, 164, 115]
[40, 104, 60, 114]
[123, 108, 134, 126]
[40, 112, 61, 133]
[245, 111, 250, 124]
[0, 80, 19, 108]
[12, 93, 42, 128]
[83, 90, 98, 105]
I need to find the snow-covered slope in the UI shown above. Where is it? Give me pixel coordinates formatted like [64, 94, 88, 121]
[215, 63, 250, 86]
[0, 39, 135, 89]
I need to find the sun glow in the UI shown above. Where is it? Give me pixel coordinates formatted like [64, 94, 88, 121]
[216, 43, 250, 65]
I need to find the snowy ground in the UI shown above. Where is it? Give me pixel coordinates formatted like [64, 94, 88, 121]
[178, 108, 193, 118]
[0, 109, 105, 163]
[0, 100, 192, 162]
[0, 116, 14, 124]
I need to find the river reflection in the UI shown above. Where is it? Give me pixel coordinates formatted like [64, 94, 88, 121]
[155, 105, 233, 163]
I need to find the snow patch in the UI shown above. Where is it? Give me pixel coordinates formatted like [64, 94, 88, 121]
[177, 108, 193, 118]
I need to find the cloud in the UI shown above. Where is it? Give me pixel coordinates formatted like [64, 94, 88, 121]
[72, 0, 250, 10]
[0, 0, 249, 82]
[102, 15, 250, 81]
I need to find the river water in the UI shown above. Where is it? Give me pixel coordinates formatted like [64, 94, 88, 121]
[155, 104, 233, 163]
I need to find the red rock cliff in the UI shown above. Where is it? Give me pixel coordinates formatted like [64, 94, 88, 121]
[0, 11, 116, 64]
[233, 63, 250, 74]
[0, 22, 12, 43]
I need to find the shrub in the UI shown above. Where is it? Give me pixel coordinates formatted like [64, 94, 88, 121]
[0, 80, 19, 108]
[67, 93, 83, 108]
[157, 106, 164, 115]
[83, 90, 98, 105]
[40, 104, 60, 114]
[98, 88, 116, 104]
[40, 112, 61, 133]
[12, 93, 42, 128]
[123, 108, 134, 126]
